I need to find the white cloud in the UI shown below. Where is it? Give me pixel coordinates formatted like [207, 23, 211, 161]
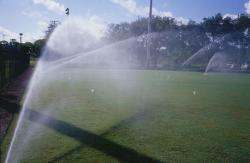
[45, 16, 107, 58]
[110, 0, 172, 17]
[223, 14, 238, 19]
[32, 0, 65, 15]
[245, 0, 250, 14]
[23, 32, 42, 42]
[0, 21, 47, 43]
[37, 20, 49, 30]
[110, 0, 189, 25]
[20, 10, 49, 42]
[175, 17, 190, 25]
[22, 10, 46, 20]
[26, 20, 48, 41]
[70, 16, 107, 39]
[0, 26, 19, 42]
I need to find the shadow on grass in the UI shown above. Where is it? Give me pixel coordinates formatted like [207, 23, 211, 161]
[49, 108, 153, 163]
[26, 109, 162, 163]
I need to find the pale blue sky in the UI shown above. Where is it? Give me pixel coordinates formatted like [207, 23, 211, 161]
[0, 0, 249, 42]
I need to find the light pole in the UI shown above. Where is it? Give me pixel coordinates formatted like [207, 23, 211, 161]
[146, 0, 153, 68]
[66, 8, 69, 16]
[19, 33, 23, 44]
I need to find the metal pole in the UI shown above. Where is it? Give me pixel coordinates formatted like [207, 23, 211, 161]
[19, 33, 23, 44]
[146, 0, 153, 68]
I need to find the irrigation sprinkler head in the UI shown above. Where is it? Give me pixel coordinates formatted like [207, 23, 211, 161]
[90, 89, 95, 94]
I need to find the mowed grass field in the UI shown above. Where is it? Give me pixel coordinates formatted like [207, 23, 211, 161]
[2, 69, 250, 163]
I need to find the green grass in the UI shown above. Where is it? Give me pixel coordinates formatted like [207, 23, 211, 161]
[2, 69, 250, 163]
[30, 57, 38, 66]
[1, 113, 19, 163]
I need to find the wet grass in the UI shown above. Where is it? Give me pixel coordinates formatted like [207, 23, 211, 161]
[2, 70, 250, 162]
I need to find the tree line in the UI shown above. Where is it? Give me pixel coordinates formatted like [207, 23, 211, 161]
[1, 13, 249, 70]
[106, 13, 250, 41]
[104, 13, 250, 70]
[0, 40, 31, 87]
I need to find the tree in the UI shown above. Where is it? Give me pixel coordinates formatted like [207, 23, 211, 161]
[21, 42, 34, 56]
[235, 14, 250, 31]
[202, 13, 224, 39]
[106, 23, 131, 42]
[221, 17, 234, 33]
[33, 39, 45, 58]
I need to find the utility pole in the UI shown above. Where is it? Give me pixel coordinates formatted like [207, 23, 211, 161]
[19, 33, 23, 44]
[146, 0, 153, 68]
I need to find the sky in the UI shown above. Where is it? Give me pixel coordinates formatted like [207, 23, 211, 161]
[0, 0, 249, 42]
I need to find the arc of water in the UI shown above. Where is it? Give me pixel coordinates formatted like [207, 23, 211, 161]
[4, 33, 148, 163]
[204, 52, 227, 74]
[4, 65, 42, 163]
[182, 34, 232, 67]
[39, 37, 138, 75]
[182, 43, 218, 66]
